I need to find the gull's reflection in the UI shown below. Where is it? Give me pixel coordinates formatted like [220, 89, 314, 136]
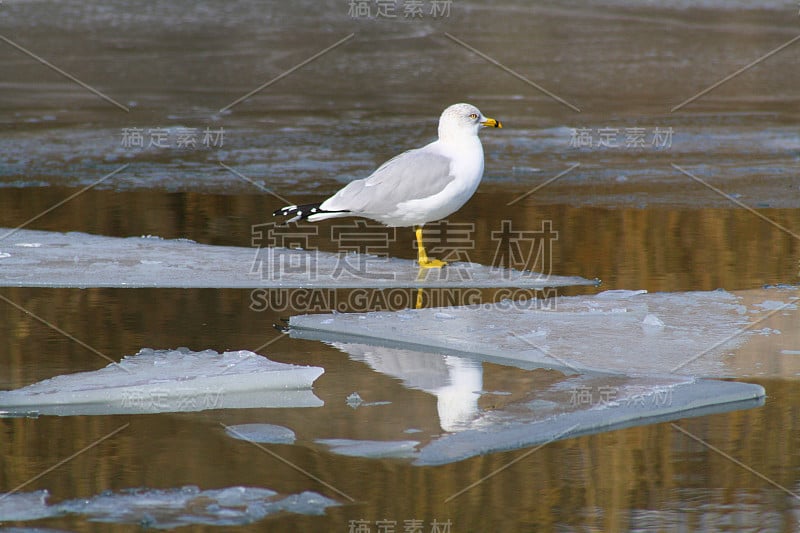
[330, 342, 482, 432]
[435, 355, 483, 432]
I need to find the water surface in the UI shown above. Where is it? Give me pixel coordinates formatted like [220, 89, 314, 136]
[1, 1, 799, 531]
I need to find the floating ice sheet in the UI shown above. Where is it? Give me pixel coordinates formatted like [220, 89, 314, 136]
[0, 486, 339, 528]
[0, 348, 323, 417]
[414, 379, 764, 465]
[225, 423, 297, 444]
[291, 288, 800, 378]
[0, 491, 54, 522]
[310, 342, 764, 465]
[316, 439, 420, 459]
[0, 228, 598, 289]
[0, 527, 71, 533]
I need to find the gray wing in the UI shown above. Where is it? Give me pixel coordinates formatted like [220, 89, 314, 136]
[320, 148, 455, 214]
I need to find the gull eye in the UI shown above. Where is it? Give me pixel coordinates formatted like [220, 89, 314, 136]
[469, 113, 478, 120]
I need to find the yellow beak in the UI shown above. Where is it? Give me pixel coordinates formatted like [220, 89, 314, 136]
[481, 117, 503, 128]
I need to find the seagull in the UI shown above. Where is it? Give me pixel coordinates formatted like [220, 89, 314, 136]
[274, 103, 502, 268]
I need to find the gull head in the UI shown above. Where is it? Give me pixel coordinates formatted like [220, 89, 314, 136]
[438, 103, 502, 140]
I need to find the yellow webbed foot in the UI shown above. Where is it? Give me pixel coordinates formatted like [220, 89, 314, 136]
[415, 225, 446, 269]
[418, 258, 447, 269]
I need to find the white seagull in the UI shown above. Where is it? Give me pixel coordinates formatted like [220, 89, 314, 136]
[274, 103, 502, 268]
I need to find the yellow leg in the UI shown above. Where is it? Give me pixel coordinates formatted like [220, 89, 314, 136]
[415, 288, 424, 309]
[415, 226, 446, 268]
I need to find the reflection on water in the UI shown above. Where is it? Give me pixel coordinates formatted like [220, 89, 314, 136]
[0, 190, 797, 530]
[335, 343, 484, 432]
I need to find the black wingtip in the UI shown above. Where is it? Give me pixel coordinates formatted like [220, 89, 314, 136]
[272, 204, 308, 223]
[273, 205, 295, 217]
[272, 322, 290, 333]
[272, 202, 348, 223]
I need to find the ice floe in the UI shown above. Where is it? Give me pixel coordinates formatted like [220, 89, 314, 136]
[0, 527, 70, 533]
[0, 348, 324, 417]
[296, 342, 764, 465]
[0, 486, 338, 528]
[0, 228, 598, 289]
[279, 288, 787, 464]
[291, 288, 800, 378]
[343, 392, 391, 408]
[224, 423, 297, 444]
[414, 378, 763, 465]
[0, 491, 54, 522]
[315, 439, 420, 459]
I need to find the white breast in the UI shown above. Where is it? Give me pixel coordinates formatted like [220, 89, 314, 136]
[389, 136, 484, 226]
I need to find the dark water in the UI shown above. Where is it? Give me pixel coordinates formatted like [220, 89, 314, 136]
[2, 1, 800, 531]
